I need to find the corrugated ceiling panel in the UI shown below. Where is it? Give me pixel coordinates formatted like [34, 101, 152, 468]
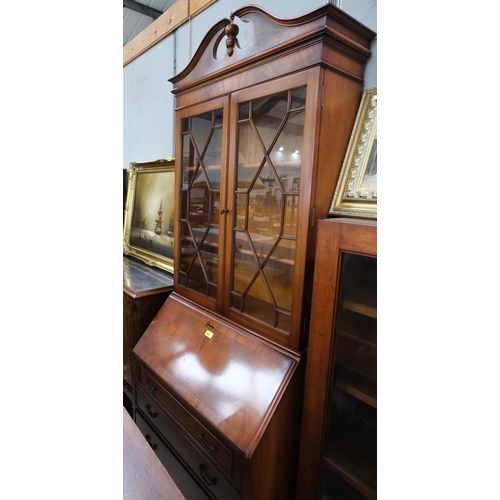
[123, 0, 177, 46]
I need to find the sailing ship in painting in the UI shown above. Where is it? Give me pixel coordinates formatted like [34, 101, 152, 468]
[166, 211, 174, 237]
[131, 199, 174, 259]
[154, 200, 164, 235]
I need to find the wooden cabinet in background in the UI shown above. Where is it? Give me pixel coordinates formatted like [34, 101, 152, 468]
[296, 218, 377, 500]
[170, 4, 376, 352]
[123, 256, 174, 401]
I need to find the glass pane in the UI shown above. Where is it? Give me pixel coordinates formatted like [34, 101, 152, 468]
[321, 467, 367, 500]
[236, 193, 247, 230]
[191, 221, 208, 247]
[237, 121, 264, 188]
[283, 195, 298, 238]
[182, 135, 197, 189]
[191, 112, 213, 154]
[179, 220, 196, 274]
[214, 109, 223, 126]
[231, 293, 242, 311]
[211, 192, 220, 226]
[291, 87, 306, 109]
[246, 272, 273, 307]
[264, 239, 295, 310]
[243, 292, 276, 326]
[253, 161, 282, 240]
[270, 111, 304, 188]
[200, 250, 218, 285]
[277, 311, 290, 333]
[239, 102, 249, 120]
[190, 187, 209, 229]
[253, 92, 288, 151]
[230, 89, 306, 333]
[192, 162, 205, 188]
[185, 253, 207, 295]
[180, 190, 189, 220]
[322, 253, 377, 497]
[178, 108, 223, 301]
[204, 128, 223, 189]
[233, 244, 259, 294]
[201, 227, 219, 268]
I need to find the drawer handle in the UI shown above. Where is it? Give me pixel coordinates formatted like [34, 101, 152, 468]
[145, 434, 158, 450]
[145, 404, 158, 419]
[144, 378, 157, 394]
[198, 464, 218, 487]
[198, 433, 217, 455]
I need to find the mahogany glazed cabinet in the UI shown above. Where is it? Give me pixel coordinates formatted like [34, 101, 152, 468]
[169, 4, 376, 352]
[296, 218, 377, 500]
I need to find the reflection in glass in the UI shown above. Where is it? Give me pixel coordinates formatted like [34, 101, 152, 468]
[179, 109, 223, 300]
[231, 87, 306, 332]
[253, 92, 288, 151]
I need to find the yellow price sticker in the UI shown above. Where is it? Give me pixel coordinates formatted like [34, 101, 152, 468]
[204, 330, 214, 339]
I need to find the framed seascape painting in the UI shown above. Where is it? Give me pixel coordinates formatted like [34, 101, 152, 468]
[330, 87, 377, 219]
[123, 159, 175, 274]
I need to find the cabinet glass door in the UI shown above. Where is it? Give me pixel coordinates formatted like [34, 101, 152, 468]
[322, 252, 377, 499]
[179, 108, 224, 301]
[230, 87, 306, 333]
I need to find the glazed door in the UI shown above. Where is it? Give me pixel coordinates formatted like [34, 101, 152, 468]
[225, 70, 321, 349]
[321, 251, 377, 499]
[175, 97, 229, 311]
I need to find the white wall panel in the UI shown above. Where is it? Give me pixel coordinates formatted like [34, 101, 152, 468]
[123, 0, 377, 171]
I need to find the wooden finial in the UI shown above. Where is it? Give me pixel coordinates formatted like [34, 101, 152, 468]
[224, 12, 239, 57]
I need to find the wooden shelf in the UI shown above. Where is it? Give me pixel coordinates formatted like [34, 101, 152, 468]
[323, 457, 376, 500]
[324, 416, 377, 496]
[342, 291, 377, 319]
[337, 330, 376, 350]
[335, 366, 377, 408]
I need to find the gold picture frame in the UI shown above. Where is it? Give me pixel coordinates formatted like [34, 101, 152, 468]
[123, 159, 175, 274]
[330, 87, 377, 219]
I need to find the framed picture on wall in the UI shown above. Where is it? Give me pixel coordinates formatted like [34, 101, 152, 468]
[123, 159, 175, 274]
[330, 87, 377, 219]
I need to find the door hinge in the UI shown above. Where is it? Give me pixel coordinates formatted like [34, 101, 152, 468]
[302, 316, 308, 337]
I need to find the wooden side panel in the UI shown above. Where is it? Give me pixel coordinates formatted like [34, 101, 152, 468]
[308, 69, 365, 259]
[248, 357, 306, 500]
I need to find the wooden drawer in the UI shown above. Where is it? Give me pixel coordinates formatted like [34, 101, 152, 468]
[136, 407, 240, 500]
[134, 410, 210, 500]
[137, 363, 234, 477]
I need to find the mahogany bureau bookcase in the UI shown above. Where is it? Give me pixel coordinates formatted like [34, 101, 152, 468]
[132, 4, 376, 499]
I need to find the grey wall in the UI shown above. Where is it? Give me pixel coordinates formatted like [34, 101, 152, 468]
[123, 0, 377, 170]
